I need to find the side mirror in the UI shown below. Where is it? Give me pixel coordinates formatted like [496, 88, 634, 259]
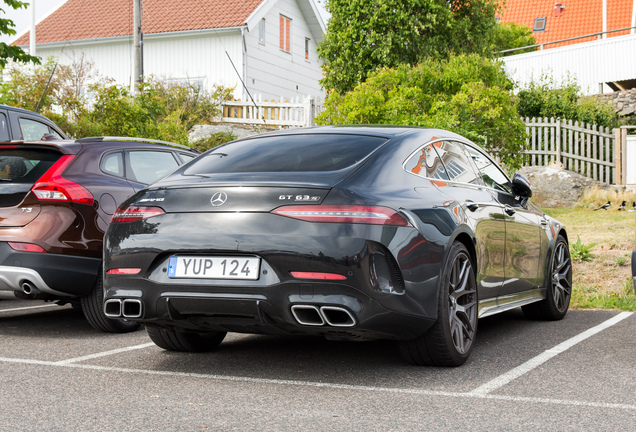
[511, 173, 532, 199]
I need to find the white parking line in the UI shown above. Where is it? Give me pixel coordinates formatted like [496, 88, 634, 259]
[0, 356, 634, 411]
[0, 312, 633, 412]
[0, 304, 59, 313]
[469, 311, 633, 397]
[55, 343, 156, 365]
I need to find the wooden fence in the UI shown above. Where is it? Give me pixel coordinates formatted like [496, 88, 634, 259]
[222, 95, 324, 127]
[524, 117, 616, 184]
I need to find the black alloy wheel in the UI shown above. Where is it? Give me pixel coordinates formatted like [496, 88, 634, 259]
[523, 235, 572, 320]
[400, 242, 478, 366]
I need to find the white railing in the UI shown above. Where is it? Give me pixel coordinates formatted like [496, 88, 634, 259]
[524, 117, 616, 184]
[222, 95, 324, 127]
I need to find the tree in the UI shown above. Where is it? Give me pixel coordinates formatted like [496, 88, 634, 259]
[317, 0, 500, 93]
[0, 0, 40, 68]
[491, 22, 537, 56]
[316, 54, 527, 169]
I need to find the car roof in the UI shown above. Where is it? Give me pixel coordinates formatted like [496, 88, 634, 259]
[0, 137, 198, 154]
[234, 125, 472, 146]
[240, 125, 424, 139]
[0, 104, 55, 120]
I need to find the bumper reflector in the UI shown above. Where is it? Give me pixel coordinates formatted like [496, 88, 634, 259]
[290, 271, 347, 280]
[107, 268, 142, 275]
[8, 242, 46, 253]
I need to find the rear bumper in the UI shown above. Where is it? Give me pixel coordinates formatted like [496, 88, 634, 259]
[0, 243, 101, 297]
[104, 278, 435, 341]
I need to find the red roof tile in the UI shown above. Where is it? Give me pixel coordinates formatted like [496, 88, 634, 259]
[498, 0, 634, 49]
[14, 0, 264, 46]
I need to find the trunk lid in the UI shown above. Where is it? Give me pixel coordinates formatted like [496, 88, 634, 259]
[133, 185, 330, 213]
[0, 147, 64, 227]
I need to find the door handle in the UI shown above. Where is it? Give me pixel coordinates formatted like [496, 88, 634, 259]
[504, 205, 516, 216]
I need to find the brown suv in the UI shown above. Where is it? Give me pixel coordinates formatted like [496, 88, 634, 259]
[0, 136, 199, 332]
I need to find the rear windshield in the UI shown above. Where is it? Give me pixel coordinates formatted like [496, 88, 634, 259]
[0, 149, 62, 207]
[0, 149, 62, 184]
[184, 134, 388, 174]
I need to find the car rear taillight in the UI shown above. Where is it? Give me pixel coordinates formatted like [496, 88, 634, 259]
[31, 155, 94, 205]
[111, 206, 166, 223]
[8, 242, 46, 253]
[271, 205, 412, 226]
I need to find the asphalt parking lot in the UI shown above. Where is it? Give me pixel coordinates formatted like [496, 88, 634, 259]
[0, 300, 634, 431]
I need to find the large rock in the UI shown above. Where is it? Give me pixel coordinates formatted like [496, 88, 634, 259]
[518, 165, 600, 207]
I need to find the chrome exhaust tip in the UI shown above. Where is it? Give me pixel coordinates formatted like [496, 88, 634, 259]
[104, 299, 123, 318]
[291, 305, 325, 326]
[20, 280, 40, 295]
[320, 306, 356, 327]
[122, 299, 143, 318]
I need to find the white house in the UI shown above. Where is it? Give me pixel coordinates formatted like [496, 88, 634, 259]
[502, 34, 636, 95]
[12, 0, 327, 101]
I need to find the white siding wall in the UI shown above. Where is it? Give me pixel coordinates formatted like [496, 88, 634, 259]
[503, 34, 636, 95]
[35, 31, 245, 95]
[244, 0, 325, 101]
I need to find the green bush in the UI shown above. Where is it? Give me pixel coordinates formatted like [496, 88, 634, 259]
[516, 78, 618, 129]
[1, 60, 233, 147]
[191, 131, 237, 152]
[316, 54, 527, 169]
[491, 22, 537, 56]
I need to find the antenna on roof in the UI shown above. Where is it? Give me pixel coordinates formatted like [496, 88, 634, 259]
[211, 27, 265, 124]
[34, 40, 69, 113]
[224, 50, 266, 124]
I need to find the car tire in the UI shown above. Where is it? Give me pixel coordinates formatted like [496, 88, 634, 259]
[399, 242, 478, 367]
[81, 266, 141, 333]
[146, 326, 227, 352]
[522, 235, 572, 321]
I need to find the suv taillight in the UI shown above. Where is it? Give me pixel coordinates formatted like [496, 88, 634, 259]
[32, 155, 94, 205]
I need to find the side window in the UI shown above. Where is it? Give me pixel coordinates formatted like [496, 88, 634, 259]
[18, 118, 50, 140]
[259, 18, 265, 44]
[434, 141, 482, 184]
[279, 15, 291, 53]
[100, 152, 125, 177]
[127, 151, 179, 184]
[0, 113, 9, 141]
[405, 143, 449, 180]
[463, 145, 512, 193]
[46, 128, 63, 140]
[177, 152, 196, 164]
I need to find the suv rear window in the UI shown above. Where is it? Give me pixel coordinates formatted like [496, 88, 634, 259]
[185, 134, 387, 174]
[0, 149, 62, 207]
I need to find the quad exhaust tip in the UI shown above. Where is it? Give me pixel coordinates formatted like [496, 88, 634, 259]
[291, 305, 324, 326]
[104, 299, 143, 319]
[291, 305, 356, 327]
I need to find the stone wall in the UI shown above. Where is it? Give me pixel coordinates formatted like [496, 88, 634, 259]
[601, 88, 636, 118]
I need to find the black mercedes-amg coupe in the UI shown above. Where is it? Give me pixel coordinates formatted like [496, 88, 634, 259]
[103, 126, 572, 366]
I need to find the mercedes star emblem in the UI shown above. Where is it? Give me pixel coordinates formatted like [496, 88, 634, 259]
[210, 192, 228, 207]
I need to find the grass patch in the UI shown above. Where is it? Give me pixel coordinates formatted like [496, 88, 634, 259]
[543, 207, 636, 310]
[577, 185, 636, 211]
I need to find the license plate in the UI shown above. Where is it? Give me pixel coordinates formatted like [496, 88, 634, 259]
[167, 256, 261, 280]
